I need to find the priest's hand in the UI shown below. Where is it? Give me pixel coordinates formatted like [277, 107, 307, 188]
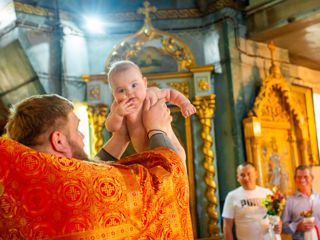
[143, 98, 172, 137]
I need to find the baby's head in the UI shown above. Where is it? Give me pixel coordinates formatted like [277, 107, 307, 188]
[108, 60, 147, 104]
[108, 60, 142, 87]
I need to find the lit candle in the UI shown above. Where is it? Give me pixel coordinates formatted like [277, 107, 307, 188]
[272, 186, 278, 194]
[311, 194, 315, 212]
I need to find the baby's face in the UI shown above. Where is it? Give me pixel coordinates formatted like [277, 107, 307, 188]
[110, 67, 147, 107]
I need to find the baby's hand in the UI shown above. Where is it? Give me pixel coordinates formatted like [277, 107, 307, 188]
[113, 100, 135, 116]
[181, 102, 196, 118]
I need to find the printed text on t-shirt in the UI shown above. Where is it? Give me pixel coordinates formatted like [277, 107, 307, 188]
[240, 198, 261, 207]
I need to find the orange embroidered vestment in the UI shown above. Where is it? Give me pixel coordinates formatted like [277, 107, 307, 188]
[0, 137, 193, 239]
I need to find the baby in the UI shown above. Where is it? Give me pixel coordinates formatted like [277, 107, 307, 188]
[105, 60, 196, 162]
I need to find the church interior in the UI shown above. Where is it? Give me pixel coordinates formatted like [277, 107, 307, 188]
[1, 0, 320, 239]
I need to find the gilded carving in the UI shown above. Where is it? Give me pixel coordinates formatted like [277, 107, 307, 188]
[14, 2, 52, 16]
[88, 86, 101, 100]
[260, 90, 290, 122]
[166, 81, 189, 97]
[87, 104, 108, 156]
[147, 81, 159, 88]
[137, 1, 156, 21]
[193, 95, 221, 239]
[243, 41, 319, 195]
[156, 8, 202, 19]
[81, 75, 107, 83]
[161, 38, 193, 71]
[124, 42, 142, 60]
[291, 85, 319, 165]
[198, 78, 209, 90]
[14, 0, 239, 21]
[248, 42, 305, 131]
[196, 76, 209, 92]
[105, 1, 195, 74]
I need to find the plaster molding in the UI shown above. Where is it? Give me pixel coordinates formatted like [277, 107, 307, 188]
[13, 0, 239, 21]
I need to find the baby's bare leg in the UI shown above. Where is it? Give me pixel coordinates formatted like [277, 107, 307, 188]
[167, 126, 186, 168]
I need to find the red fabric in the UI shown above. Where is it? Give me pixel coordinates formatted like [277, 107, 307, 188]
[0, 137, 193, 239]
[314, 222, 320, 240]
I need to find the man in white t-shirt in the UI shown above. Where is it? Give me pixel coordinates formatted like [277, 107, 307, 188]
[222, 162, 282, 240]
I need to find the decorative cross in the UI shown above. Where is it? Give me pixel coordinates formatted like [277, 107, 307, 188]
[267, 40, 282, 76]
[268, 40, 276, 65]
[137, 1, 157, 20]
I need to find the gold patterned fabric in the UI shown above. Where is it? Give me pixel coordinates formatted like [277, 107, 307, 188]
[0, 137, 193, 239]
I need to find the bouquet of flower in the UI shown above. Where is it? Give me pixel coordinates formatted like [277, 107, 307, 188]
[301, 209, 313, 218]
[261, 188, 285, 240]
[300, 196, 319, 240]
[261, 191, 285, 216]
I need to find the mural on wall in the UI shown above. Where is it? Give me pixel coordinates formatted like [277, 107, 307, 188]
[131, 46, 177, 73]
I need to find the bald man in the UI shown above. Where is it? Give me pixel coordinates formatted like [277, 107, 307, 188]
[222, 162, 281, 240]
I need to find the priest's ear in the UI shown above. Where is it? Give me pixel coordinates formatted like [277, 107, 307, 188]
[51, 131, 72, 158]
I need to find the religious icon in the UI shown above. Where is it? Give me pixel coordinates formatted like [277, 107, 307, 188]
[131, 46, 178, 73]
